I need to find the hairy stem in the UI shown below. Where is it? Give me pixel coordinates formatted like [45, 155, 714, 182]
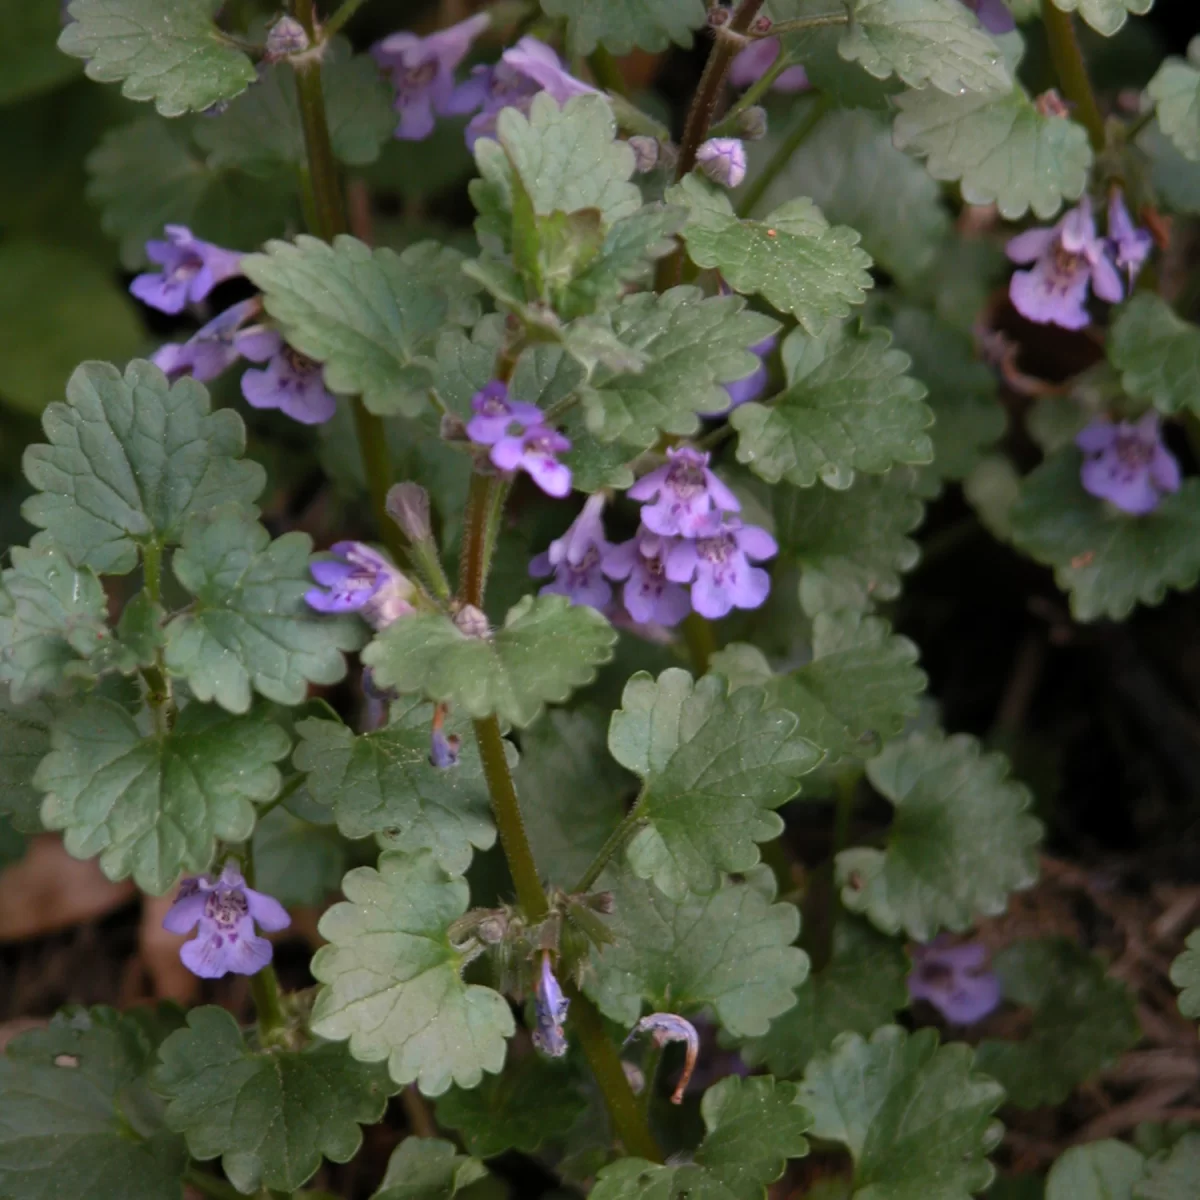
[571, 790, 647, 895]
[736, 93, 828, 218]
[1041, 0, 1106, 152]
[140, 541, 175, 733]
[322, 0, 371, 39]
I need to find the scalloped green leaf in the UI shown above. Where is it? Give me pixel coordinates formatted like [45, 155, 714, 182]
[539, 0, 706, 54]
[251, 802, 347, 909]
[153, 1006, 395, 1194]
[773, 467, 926, 615]
[1136, 1134, 1200, 1200]
[667, 173, 872, 333]
[0, 1005, 187, 1200]
[840, 0, 1011, 96]
[1009, 450, 1200, 622]
[59, 0, 256, 117]
[35, 696, 289, 894]
[364, 597, 615, 731]
[1048, 0, 1153, 37]
[1109, 294, 1200, 416]
[799, 1025, 1005, 1200]
[1170, 928, 1200, 1019]
[607, 669, 821, 899]
[164, 504, 364, 715]
[1148, 40, 1200, 163]
[310, 850, 515, 1096]
[372, 1138, 490, 1200]
[587, 865, 809, 1038]
[836, 731, 1042, 941]
[974, 939, 1141, 1109]
[1045, 1141, 1146, 1200]
[591, 1075, 811, 1200]
[242, 235, 481, 418]
[294, 701, 495, 875]
[20, 360, 265, 576]
[0, 689, 54, 833]
[732, 325, 934, 490]
[893, 83, 1092, 220]
[740, 916, 910, 1079]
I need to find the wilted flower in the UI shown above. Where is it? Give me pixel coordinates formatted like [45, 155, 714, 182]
[697, 137, 747, 188]
[163, 862, 290, 979]
[1107, 190, 1153, 284]
[665, 517, 776, 619]
[529, 493, 613, 609]
[373, 13, 490, 140]
[1007, 200, 1124, 330]
[728, 37, 809, 92]
[736, 105, 768, 142]
[240, 336, 338, 425]
[602, 527, 692, 627]
[532, 951, 569, 1057]
[1077, 412, 1181, 515]
[623, 1013, 700, 1104]
[908, 938, 1001, 1025]
[628, 447, 741, 538]
[130, 225, 244, 315]
[151, 298, 277, 382]
[306, 542, 415, 628]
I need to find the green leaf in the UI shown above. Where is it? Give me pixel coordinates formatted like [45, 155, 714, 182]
[974, 939, 1140, 1109]
[311, 850, 515, 1096]
[608, 669, 821, 899]
[153, 1006, 395, 1194]
[0, 239, 144, 417]
[194, 42, 395, 172]
[0, 689, 53, 833]
[1108, 294, 1200, 416]
[21, 360, 266, 576]
[539, 0, 706, 54]
[36, 696, 289, 894]
[1149, 41, 1200, 163]
[740, 917, 910, 1079]
[1046, 0, 1153, 37]
[164, 504, 363, 714]
[293, 701, 496, 876]
[746, 107, 949, 289]
[0, 1005, 187, 1200]
[731, 324, 934, 490]
[436, 1056, 587, 1157]
[590, 1074, 811, 1200]
[0, 542, 110, 703]
[587, 864, 809, 1037]
[0, 0, 81, 105]
[517, 708, 633, 887]
[799, 1025, 1004, 1200]
[87, 116, 296, 269]
[1008, 450, 1200, 622]
[1169, 928, 1200, 1018]
[59, 0, 257, 116]
[580, 285, 780, 448]
[372, 1138, 490, 1200]
[836, 731, 1041, 941]
[773, 467, 925, 615]
[362, 595, 617, 730]
[243, 235, 481, 418]
[1045, 1141, 1146, 1200]
[893, 83, 1092, 221]
[252, 802, 347, 908]
[1136, 1134, 1200, 1200]
[881, 300, 1006, 485]
[840, 0, 1011, 96]
[667, 174, 872, 333]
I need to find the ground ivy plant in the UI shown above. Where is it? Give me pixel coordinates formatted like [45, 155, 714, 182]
[0, 0, 1197, 1197]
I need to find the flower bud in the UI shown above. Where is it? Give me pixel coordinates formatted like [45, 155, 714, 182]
[627, 135, 660, 174]
[265, 15, 309, 59]
[454, 603, 489, 639]
[736, 105, 768, 141]
[386, 482, 432, 543]
[696, 137, 747, 188]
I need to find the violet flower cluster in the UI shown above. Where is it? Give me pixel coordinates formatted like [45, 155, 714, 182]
[907, 938, 1001, 1025]
[1076, 412, 1181, 516]
[467, 381, 572, 497]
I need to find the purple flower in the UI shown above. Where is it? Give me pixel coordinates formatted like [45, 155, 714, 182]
[728, 38, 810, 92]
[163, 862, 290, 979]
[491, 425, 572, 497]
[665, 518, 776, 619]
[307, 541, 415, 628]
[241, 335, 338, 425]
[697, 138, 747, 188]
[429, 729, 462, 768]
[373, 13, 490, 141]
[628, 447, 741, 539]
[532, 951, 569, 1057]
[449, 36, 595, 149]
[129, 225, 244, 315]
[1077, 412, 1181, 515]
[466, 380, 544, 444]
[1107, 190, 1153, 284]
[1007, 200, 1124, 330]
[152, 298, 278, 383]
[704, 334, 776, 416]
[602, 527, 692, 627]
[908, 938, 1001, 1025]
[959, 0, 1016, 33]
[529, 493, 612, 609]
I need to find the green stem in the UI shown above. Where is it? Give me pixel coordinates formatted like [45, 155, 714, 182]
[143, 540, 162, 605]
[459, 472, 500, 608]
[682, 611, 716, 675]
[588, 45, 629, 97]
[322, 0, 370, 39]
[709, 52, 798, 137]
[140, 540, 175, 733]
[812, 770, 859, 971]
[639, 1039, 665, 1118]
[1041, 0, 1105, 152]
[758, 11, 849, 36]
[255, 772, 306, 824]
[184, 1167, 246, 1200]
[571, 791, 647, 895]
[737, 93, 829, 218]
